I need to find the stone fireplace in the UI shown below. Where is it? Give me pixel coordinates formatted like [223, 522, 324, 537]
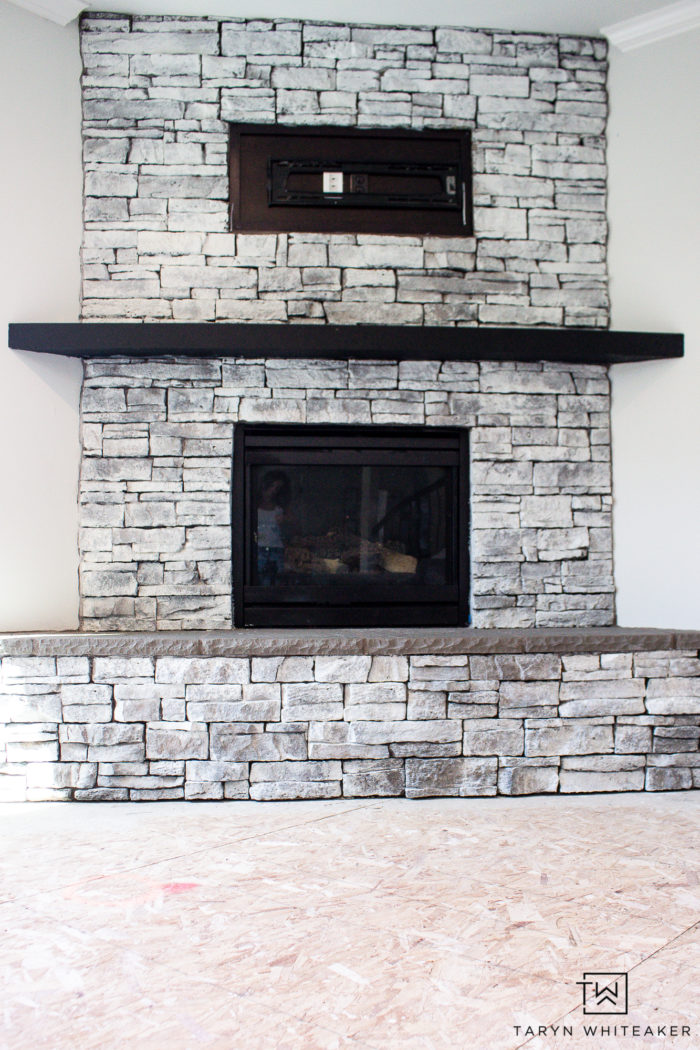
[70, 12, 620, 634]
[79, 352, 615, 632]
[1, 12, 698, 803]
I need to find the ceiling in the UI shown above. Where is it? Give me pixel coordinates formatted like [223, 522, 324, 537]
[8, 0, 700, 45]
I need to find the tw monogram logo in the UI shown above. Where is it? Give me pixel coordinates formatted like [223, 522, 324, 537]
[577, 972, 629, 1015]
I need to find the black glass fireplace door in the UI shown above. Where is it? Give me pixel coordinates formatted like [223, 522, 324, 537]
[232, 424, 469, 627]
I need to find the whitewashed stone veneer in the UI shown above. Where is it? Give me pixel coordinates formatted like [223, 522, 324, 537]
[80, 14, 609, 327]
[78, 14, 614, 632]
[2, 643, 699, 801]
[79, 357, 614, 631]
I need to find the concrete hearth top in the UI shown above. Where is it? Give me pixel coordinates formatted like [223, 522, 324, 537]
[1, 628, 699, 658]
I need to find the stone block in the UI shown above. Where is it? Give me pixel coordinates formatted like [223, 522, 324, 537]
[314, 656, 372, 683]
[186, 699, 280, 722]
[521, 496, 573, 528]
[185, 782, 224, 800]
[24, 762, 97, 790]
[155, 658, 250, 684]
[146, 722, 208, 760]
[185, 760, 248, 782]
[87, 743, 145, 762]
[406, 758, 497, 798]
[463, 719, 524, 757]
[250, 760, 341, 783]
[344, 703, 406, 721]
[63, 704, 113, 724]
[498, 760, 559, 795]
[345, 683, 406, 705]
[250, 780, 342, 800]
[492, 654, 562, 681]
[634, 653, 700, 678]
[221, 26, 301, 55]
[250, 657, 284, 682]
[184, 684, 243, 702]
[653, 726, 700, 753]
[74, 788, 129, 801]
[0, 693, 61, 723]
[614, 724, 652, 754]
[646, 678, 700, 714]
[129, 788, 184, 800]
[525, 719, 613, 756]
[560, 768, 645, 792]
[61, 684, 112, 706]
[390, 742, 462, 758]
[500, 681, 559, 711]
[276, 657, 315, 681]
[558, 678, 646, 716]
[281, 683, 343, 721]
[93, 658, 154, 680]
[645, 767, 693, 792]
[341, 759, 405, 798]
[560, 679, 644, 701]
[210, 724, 306, 762]
[407, 691, 447, 719]
[368, 656, 409, 683]
[1, 657, 56, 680]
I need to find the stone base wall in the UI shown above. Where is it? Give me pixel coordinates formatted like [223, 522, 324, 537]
[2, 640, 698, 801]
[79, 357, 614, 631]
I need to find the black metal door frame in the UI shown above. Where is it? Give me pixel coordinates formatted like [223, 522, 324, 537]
[232, 423, 469, 628]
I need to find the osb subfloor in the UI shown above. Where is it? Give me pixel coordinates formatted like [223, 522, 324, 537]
[1, 795, 698, 1050]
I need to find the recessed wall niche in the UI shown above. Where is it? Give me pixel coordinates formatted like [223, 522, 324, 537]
[228, 124, 473, 236]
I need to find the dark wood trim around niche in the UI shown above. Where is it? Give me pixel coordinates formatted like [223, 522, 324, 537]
[228, 123, 473, 236]
[8, 323, 684, 365]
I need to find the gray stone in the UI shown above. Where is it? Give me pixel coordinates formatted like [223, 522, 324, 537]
[560, 768, 645, 792]
[281, 683, 343, 721]
[345, 683, 406, 705]
[498, 761, 559, 795]
[463, 719, 524, 757]
[250, 760, 340, 783]
[155, 658, 250, 684]
[615, 724, 652, 754]
[500, 681, 559, 711]
[342, 759, 405, 797]
[314, 656, 371, 683]
[186, 760, 248, 782]
[210, 724, 307, 761]
[645, 767, 693, 792]
[405, 758, 497, 798]
[646, 678, 700, 714]
[250, 780, 342, 800]
[368, 656, 409, 682]
[146, 723, 208, 760]
[526, 719, 613, 756]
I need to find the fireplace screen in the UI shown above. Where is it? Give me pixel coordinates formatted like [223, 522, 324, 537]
[233, 424, 469, 627]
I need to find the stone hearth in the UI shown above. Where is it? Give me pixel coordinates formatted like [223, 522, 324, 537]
[2, 629, 699, 801]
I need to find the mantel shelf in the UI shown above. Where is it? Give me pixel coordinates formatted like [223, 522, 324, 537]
[8, 322, 683, 365]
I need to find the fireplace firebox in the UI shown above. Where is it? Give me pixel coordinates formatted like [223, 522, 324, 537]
[232, 424, 469, 627]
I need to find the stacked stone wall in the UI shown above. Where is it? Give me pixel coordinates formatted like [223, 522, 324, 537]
[79, 357, 614, 630]
[80, 14, 609, 327]
[2, 645, 699, 801]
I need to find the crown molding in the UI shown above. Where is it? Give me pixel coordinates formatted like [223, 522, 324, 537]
[8, 0, 86, 27]
[602, 0, 700, 51]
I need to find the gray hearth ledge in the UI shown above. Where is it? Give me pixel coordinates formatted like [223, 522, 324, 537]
[2, 628, 699, 658]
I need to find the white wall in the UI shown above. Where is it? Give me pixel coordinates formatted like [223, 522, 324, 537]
[0, 2, 82, 631]
[608, 29, 700, 629]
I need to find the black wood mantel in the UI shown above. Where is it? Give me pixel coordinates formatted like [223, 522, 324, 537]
[8, 322, 683, 365]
